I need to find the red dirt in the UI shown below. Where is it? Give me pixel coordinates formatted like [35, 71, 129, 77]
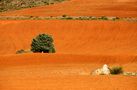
[0, 0, 137, 17]
[0, 74, 137, 90]
[0, 1, 137, 89]
[0, 54, 137, 90]
[0, 20, 137, 90]
[0, 20, 137, 55]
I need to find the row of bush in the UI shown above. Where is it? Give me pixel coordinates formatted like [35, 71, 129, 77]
[57, 15, 120, 21]
[0, 15, 122, 21]
[1, 15, 136, 21]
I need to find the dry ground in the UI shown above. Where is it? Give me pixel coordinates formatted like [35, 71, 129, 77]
[0, 0, 137, 17]
[0, 0, 137, 89]
[0, 20, 137, 90]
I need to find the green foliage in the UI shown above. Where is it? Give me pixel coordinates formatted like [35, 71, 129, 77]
[31, 34, 55, 53]
[110, 66, 123, 75]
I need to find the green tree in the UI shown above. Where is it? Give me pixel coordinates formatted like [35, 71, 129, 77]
[31, 34, 55, 53]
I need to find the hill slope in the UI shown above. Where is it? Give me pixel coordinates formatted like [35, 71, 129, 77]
[0, 20, 137, 55]
[0, 1, 137, 90]
[0, 0, 137, 17]
[0, 0, 65, 12]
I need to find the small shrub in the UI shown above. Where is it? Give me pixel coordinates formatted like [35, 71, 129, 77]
[78, 16, 90, 20]
[115, 17, 120, 20]
[31, 34, 56, 53]
[62, 14, 67, 18]
[98, 16, 108, 20]
[16, 49, 32, 54]
[112, 17, 120, 21]
[123, 72, 137, 76]
[110, 66, 123, 75]
[89, 16, 97, 20]
[50, 3, 54, 4]
[16, 49, 25, 54]
[65, 17, 73, 20]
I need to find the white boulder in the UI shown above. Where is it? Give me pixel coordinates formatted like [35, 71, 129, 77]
[102, 64, 110, 75]
[92, 64, 110, 75]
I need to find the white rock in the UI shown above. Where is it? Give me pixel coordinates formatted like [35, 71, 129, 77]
[102, 64, 110, 75]
[92, 64, 110, 75]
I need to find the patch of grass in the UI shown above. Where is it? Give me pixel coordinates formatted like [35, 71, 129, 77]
[110, 66, 123, 75]
[123, 72, 137, 76]
[16, 49, 32, 54]
[16, 49, 26, 54]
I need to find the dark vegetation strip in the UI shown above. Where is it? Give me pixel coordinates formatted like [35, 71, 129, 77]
[0, 15, 137, 22]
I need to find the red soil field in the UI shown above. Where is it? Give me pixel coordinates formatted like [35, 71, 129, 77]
[0, 0, 137, 89]
[0, 20, 137, 55]
[0, 20, 137, 89]
[0, 0, 137, 17]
